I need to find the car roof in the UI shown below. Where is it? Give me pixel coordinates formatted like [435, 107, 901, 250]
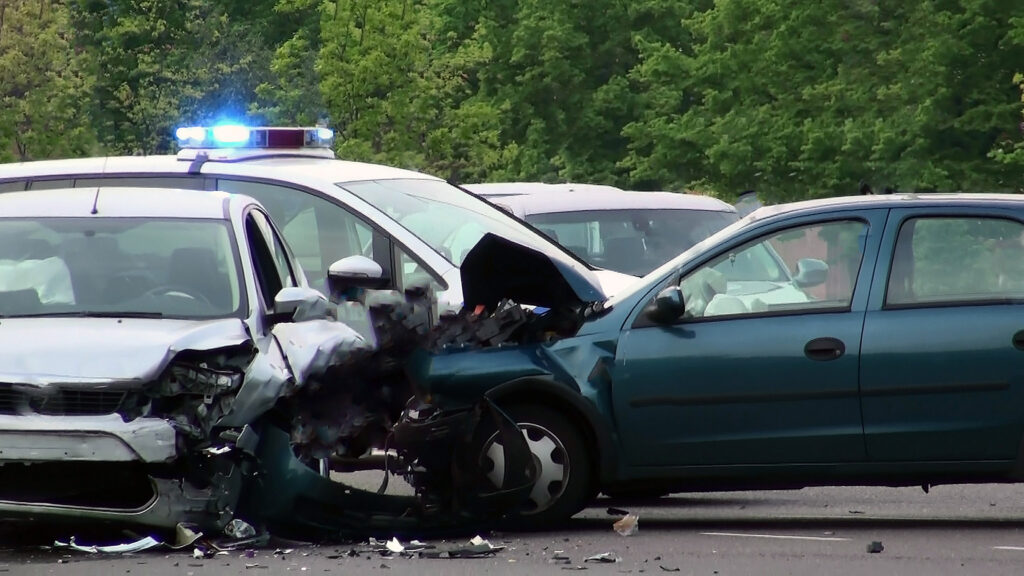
[0, 187, 235, 219]
[0, 154, 443, 184]
[484, 189, 736, 216]
[464, 182, 624, 197]
[748, 193, 1024, 222]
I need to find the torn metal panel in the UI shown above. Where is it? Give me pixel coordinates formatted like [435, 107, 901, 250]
[271, 319, 370, 386]
[215, 343, 291, 428]
[0, 414, 176, 463]
[0, 317, 250, 385]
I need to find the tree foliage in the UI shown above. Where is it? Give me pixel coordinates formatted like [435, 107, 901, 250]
[2, 0, 1022, 199]
[0, 0, 95, 161]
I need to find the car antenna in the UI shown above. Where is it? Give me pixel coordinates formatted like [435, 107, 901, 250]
[90, 187, 100, 214]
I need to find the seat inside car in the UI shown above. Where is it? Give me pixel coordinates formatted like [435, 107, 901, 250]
[167, 247, 232, 310]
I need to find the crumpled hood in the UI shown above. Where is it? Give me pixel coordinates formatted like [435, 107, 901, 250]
[0, 317, 251, 385]
[460, 233, 606, 310]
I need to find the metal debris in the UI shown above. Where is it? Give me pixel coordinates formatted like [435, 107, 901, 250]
[866, 541, 884, 553]
[584, 552, 621, 563]
[613, 513, 640, 536]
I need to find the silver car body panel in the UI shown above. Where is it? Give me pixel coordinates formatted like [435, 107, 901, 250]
[0, 317, 251, 385]
[0, 414, 176, 463]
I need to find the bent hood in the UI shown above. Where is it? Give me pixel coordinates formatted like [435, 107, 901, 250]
[0, 317, 251, 385]
[460, 233, 606, 310]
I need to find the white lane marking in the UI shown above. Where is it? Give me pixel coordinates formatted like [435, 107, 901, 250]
[701, 532, 851, 542]
[993, 546, 1024, 551]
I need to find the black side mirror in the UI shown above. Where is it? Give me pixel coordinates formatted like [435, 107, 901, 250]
[792, 258, 829, 288]
[644, 286, 687, 325]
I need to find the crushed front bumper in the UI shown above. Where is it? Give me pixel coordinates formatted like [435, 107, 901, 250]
[237, 398, 537, 539]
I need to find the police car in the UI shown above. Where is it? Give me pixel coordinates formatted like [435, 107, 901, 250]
[0, 126, 635, 311]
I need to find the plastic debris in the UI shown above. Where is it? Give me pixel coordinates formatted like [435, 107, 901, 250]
[549, 551, 572, 564]
[866, 541, 884, 553]
[584, 552, 621, 563]
[613, 513, 639, 536]
[386, 538, 405, 554]
[54, 536, 163, 554]
[225, 518, 257, 539]
[173, 523, 203, 549]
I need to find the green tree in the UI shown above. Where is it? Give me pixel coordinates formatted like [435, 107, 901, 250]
[0, 0, 96, 161]
[72, 0, 279, 154]
[623, 0, 1024, 202]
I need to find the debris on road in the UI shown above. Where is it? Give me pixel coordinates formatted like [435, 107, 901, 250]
[584, 552, 621, 563]
[659, 565, 681, 572]
[549, 550, 573, 564]
[613, 513, 639, 536]
[606, 507, 630, 516]
[866, 541, 884, 553]
[225, 519, 257, 540]
[53, 536, 164, 554]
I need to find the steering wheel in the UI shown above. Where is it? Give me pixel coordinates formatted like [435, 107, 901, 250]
[142, 285, 213, 307]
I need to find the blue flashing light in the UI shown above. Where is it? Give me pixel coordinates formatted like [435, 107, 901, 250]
[211, 125, 251, 145]
[175, 125, 335, 152]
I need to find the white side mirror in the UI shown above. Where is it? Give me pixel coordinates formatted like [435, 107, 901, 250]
[327, 255, 388, 293]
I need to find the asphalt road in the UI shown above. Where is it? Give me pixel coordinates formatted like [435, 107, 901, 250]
[4, 484, 1024, 575]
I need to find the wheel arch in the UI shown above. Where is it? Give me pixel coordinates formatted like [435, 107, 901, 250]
[483, 377, 618, 485]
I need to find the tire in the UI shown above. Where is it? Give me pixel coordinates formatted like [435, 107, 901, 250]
[473, 404, 594, 528]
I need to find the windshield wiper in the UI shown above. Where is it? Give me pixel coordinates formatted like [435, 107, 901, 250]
[0, 311, 165, 319]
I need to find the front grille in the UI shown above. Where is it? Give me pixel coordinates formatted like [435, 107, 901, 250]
[0, 384, 125, 416]
[0, 387, 25, 414]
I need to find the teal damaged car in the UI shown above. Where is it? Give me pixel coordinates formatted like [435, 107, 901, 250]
[398, 194, 1024, 527]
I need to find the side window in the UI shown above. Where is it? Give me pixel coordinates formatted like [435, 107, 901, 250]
[677, 220, 867, 319]
[887, 217, 1024, 307]
[244, 212, 294, 306]
[28, 179, 72, 190]
[0, 180, 26, 193]
[397, 246, 444, 293]
[217, 179, 389, 291]
[74, 177, 206, 190]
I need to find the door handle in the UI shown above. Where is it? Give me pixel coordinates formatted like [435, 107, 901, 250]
[1013, 330, 1024, 351]
[804, 337, 845, 361]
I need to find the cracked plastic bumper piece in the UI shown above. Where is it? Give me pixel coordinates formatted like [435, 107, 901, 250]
[0, 414, 176, 463]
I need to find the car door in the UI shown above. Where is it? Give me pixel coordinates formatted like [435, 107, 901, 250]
[860, 208, 1024, 462]
[612, 210, 885, 467]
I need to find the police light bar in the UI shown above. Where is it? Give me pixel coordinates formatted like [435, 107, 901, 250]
[174, 126, 335, 149]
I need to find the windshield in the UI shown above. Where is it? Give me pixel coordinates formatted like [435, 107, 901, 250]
[525, 209, 738, 276]
[0, 217, 243, 319]
[339, 179, 580, 267]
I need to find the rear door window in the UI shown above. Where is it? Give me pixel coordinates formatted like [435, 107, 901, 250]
[886, 216, 1024, 306]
